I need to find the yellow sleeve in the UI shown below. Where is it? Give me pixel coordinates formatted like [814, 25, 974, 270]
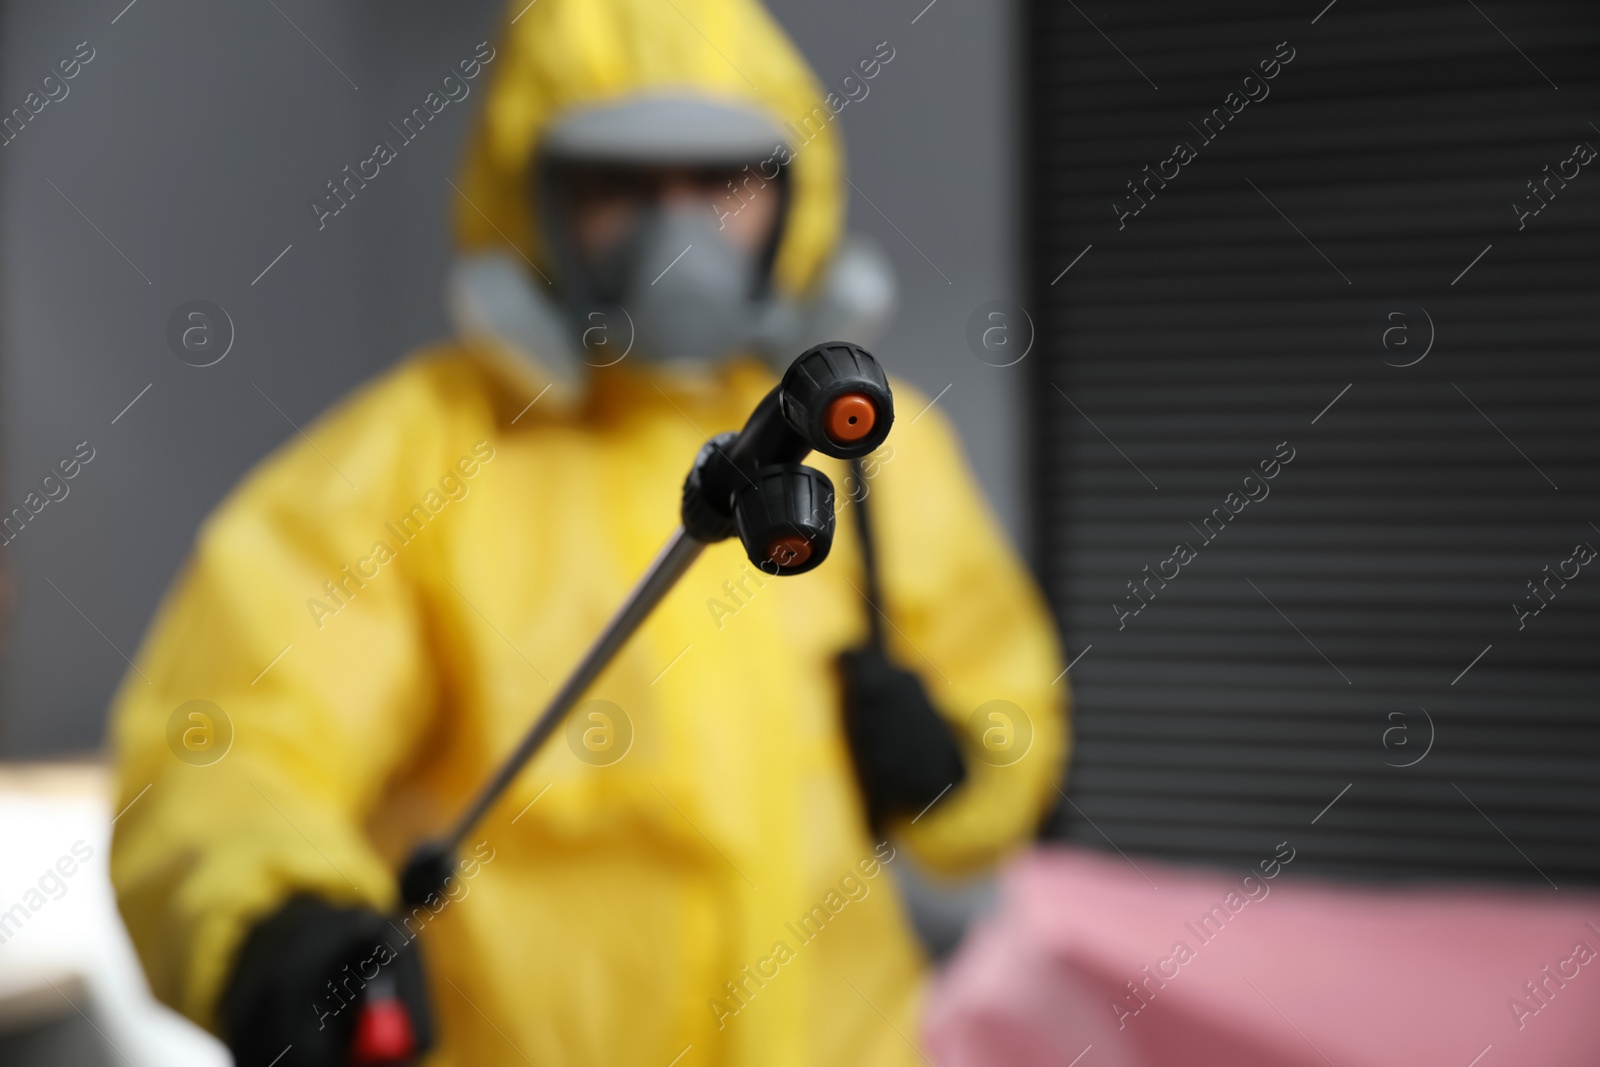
[108, 355, 474, 1030]
[868, 390, 1069, 874]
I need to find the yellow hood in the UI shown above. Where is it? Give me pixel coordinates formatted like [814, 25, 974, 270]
[454, 0, 843, 297]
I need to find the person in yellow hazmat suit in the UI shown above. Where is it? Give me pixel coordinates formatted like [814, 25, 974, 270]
[108, 0, 1067, 1064]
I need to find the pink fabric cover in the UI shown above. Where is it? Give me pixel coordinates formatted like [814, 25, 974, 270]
[924, 846, 1600, 1067]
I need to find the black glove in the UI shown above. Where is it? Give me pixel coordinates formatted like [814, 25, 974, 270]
[220, 895, 433, 1067]
[839, 643, 967, 830]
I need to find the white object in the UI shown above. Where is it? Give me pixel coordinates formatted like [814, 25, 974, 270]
[0, 763, 228, 1067]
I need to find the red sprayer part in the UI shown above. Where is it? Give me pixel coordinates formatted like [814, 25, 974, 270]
[350, 995, 416, 1065]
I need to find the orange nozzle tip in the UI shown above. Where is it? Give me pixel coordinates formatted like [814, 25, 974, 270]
[824, 393, 876, 444]
[766, 535, 812, 569]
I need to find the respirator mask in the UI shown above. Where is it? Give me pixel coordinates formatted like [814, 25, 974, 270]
[448, 94, 895, 394]
[580, 198, 773, 364]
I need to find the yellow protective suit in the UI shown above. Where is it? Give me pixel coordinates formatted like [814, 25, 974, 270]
[109, 0, 1067, 1063]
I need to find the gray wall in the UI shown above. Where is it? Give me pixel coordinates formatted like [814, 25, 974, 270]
[0, 0, 1023, 756]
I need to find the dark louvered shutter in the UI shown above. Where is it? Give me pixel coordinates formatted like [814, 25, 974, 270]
[1029, 0, 1600, 885]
